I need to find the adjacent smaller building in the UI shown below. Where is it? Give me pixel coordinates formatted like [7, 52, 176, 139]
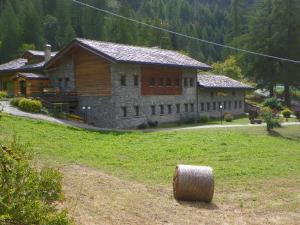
[0, 46, 57, 96]
[12, 73, 50, 97]
[197, 74, 254, 118]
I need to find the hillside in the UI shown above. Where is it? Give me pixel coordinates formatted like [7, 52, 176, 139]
[0, 0, 256, 63]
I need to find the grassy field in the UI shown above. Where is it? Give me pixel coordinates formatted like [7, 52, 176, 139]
[0, 114, 300, 186]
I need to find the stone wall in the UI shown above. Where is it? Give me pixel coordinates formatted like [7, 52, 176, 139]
[197, 88, 245, 118]
[47, 57, 75, 92]
[110, 64, 198, 129]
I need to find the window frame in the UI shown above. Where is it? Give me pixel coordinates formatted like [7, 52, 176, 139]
[151, 105, 156, 115]
[134, 105, 140, 117]
[176, 104, 181, 114]
[160, 105, 165, 115]
[120, 75, 126, 86]
[134, 75, 139, 87]
[121, 106, 127, 118]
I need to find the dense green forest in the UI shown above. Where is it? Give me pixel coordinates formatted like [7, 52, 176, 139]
[0, 0, 300, 104]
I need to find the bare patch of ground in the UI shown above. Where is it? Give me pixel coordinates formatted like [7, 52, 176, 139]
[58, 165, 300, 225]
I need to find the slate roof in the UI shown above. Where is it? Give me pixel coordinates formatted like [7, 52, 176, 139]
[0, 58, 44, 74]
[16, 73, 48, 80]
[25, 50, 58, 57]
[46, 38, 211, 70]
[197, 74, 254, 90]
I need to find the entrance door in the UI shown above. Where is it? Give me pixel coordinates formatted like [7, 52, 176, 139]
[20, 80, 27, 96]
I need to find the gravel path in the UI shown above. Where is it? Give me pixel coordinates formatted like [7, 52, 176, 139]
[1, 100, 299, 132]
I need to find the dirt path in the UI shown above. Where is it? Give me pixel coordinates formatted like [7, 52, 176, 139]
[59, 165, 300, 225]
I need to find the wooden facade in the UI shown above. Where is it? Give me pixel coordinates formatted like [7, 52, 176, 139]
[13, 75, 50, 97]
[74, 49, 112, 96]
[141, 66, 182, 96]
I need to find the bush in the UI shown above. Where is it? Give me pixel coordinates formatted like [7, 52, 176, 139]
[184, 117, 197, 124]
[0, 91, 7, 100]
[18, 98, 42, 113]
[10, 97, 25, 107]
[224, 113, 234, 122]
[0, 141, 71, 224]
[282, 108, 292, 120]
[199, 114, 209, 123]
[137, 123, 148, 129]
[261, 107, 281, 131]
[263, 97, 283, 111]
[148, 120, 158, 128]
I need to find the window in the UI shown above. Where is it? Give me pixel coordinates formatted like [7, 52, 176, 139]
[224, 101, 227, 110]
[159, 78, 164, 86]
[218, 102, 222, 109]
[134, 75, 139, 87]
[184, 78, 188, 87]
[121, 107, 127, 117]
[151, 105, 156, 115]
[175, 78, 180, 87]
[184, 104, 189, 113]
[206, 102, 211, 112]
[166, 78, 171, 86]
[168, 105, 172, 114]
[58, 78, 63, 88]
[190, 104, 194, 112]
[160, 105, 165, 115]
[213, 102, 216, 111]
[201, 103, 205, 112]
[234, 101, 238, 109]
[210, 92, 214, 98]
[134, 106, 140, 116]
[121, 75, 126, 86]
[65, 78, 70, 88]
[149, 77, 155, 86]
[239, 100, 243, 109]
[190, 78, 194, 87]
[176, 104, 181, 114]
[228, 101, 232, 110]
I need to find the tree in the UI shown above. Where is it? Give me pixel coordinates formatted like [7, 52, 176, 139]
[0, 0, 21, 62]
[270, 0, 300, 106]
[239, 0, 279, 97]
[212, 56, 243, 80]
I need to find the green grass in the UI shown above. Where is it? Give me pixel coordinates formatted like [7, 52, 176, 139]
[1, 114, 300, 186]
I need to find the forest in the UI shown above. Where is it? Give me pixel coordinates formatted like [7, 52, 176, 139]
[0, 0, 300, 104]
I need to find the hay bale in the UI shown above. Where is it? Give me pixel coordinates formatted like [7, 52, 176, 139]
[173, 165, 214, 202]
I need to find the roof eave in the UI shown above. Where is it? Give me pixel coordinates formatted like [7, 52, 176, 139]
[198, 84, 254, 90]
[117, 60, 211, 70]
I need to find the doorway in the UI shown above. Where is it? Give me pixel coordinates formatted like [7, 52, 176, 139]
[20, 80, 27, 96]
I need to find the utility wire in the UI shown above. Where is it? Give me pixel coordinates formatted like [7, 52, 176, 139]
[72, 0, 300, 64]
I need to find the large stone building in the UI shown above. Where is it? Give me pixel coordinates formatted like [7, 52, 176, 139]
[0, 38, 253, 129]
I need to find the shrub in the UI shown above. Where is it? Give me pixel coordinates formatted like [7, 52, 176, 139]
[18, 98, 42, 113]
[263, 97, 283, 111]
[199, 114, 209, 123]
[148, 120, 158, 128]
[137, 123, 148, 129]
[282, 108, 292, 120]
[0, 141, 71, 224]
[224, 113, 234, 122]
[261, 107, 281, 131]
[0, 91, 7, 100]
[10, 97, 25, 107]
[184, 117, 196, 124]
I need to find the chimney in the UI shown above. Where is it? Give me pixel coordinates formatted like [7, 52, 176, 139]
[44, 44, 52, 62]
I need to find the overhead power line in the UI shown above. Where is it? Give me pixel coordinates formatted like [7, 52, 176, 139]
[71, 0, 300, 64]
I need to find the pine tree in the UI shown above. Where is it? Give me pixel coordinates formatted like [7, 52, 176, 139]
[270, 0, 300, 105]
[0, 0, 21, 62]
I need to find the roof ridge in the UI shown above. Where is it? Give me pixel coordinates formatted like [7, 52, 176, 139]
[75, 38, 181, 54]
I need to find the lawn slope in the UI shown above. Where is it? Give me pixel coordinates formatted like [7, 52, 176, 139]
[0, 115, 300, 185]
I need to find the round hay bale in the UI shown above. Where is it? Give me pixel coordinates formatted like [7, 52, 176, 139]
[173, 165, 214, 202]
